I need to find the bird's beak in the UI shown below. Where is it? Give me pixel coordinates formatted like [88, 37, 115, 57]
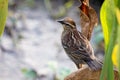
[57, 20, 64, 24]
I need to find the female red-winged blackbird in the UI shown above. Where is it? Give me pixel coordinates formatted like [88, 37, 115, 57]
[58, 17, 102, 71]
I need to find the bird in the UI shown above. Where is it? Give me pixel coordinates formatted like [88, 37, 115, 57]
[57, 17, 102, 71]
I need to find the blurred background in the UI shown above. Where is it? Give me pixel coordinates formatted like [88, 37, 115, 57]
[0, 0, 104, 80]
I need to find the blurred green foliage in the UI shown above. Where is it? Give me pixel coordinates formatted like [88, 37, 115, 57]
[21, 68, 37, 80]
[64, 0, 73, 9]
[25, 0, 35, 7]
[44, 0, 73, 18]
[48, 61, 71, 80]
[58, 67, 71, 80]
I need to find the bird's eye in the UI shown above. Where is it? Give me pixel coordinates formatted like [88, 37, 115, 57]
[66, 24, 70, 26]
[66, 24, 74, 28]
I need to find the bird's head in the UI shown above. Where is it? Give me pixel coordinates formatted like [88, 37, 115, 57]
[57, 17, 76, 30]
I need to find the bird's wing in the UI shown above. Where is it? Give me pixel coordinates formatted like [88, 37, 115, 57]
[70, 31, 93, 60]
[71, 48, 92, 60]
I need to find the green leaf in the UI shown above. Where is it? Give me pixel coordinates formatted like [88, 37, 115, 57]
[100, 0, 118, 80]
[100, 0, 115, 47]
[118, 25, 120, 73]
[114, 0, 120, 9]
[0, 0, 8, 36]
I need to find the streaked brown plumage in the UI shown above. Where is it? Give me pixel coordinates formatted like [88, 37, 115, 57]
[58, 17, 102, 71]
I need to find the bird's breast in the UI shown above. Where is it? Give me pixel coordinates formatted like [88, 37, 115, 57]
[61, 31, 79, 51]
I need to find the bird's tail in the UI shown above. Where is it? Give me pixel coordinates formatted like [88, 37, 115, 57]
[86, 59, 103, 71]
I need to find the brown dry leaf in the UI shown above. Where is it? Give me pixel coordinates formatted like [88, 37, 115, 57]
[64, 67, 119, 80]
[79, 0, 98, 40]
